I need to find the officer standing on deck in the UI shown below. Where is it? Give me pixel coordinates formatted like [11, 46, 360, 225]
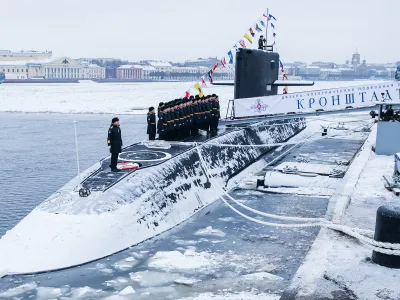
[107, 117, 122, 172]
[258, 35, 266, 50]
[147, 107, 156, 140]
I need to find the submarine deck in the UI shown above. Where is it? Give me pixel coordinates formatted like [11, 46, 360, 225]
[81, 127, 234, 192]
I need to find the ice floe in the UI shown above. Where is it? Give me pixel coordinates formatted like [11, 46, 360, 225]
[148, 250, 220, 272]
[129, 270, 180, 287]
[119, 286, 135, 295]
[194, 226, 226, 238]
[0, 282, 37, 298]
[36, 287, 62, 299]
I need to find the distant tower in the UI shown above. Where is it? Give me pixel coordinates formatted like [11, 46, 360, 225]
[352, 48, 361, 67]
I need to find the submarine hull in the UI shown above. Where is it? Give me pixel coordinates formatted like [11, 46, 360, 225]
[0, 118, 305, 276]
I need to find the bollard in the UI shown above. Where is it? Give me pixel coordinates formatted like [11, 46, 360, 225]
[372, 205, 400, 268]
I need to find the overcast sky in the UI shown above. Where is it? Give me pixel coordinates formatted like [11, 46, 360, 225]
[0, 0, 398, 63]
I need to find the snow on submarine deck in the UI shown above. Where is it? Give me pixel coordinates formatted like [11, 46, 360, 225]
[0, 118, 306, 276]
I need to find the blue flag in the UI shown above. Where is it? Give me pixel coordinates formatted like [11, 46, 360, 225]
[255, 24, 263, 32]
[260, 20, 265, 27]
[271, 23, 275, 29]
[269, 14, 277, 21]
[234, 44, 239, 52]
[228, 51, 234, 64]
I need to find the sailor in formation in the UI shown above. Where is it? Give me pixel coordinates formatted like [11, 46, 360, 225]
[157, 94, 220, 141]
[147, 107, 156, 140]
[107, 117, 122, 172]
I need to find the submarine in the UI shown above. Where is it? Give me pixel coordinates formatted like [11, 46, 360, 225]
[0, 49, 309, 276]
[1, 48, 399, 277]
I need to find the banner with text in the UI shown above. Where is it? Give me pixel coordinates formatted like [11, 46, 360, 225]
[233, 82, 400, 118]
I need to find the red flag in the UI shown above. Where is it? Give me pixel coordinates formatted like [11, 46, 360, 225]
[185, 89, 190, 98]
[211, 62, 219, 73]
[263, 13, 271, 20]
[239, 39, 246, 48]
[201, 77, 207, 88]
[221, 57, 226, 67]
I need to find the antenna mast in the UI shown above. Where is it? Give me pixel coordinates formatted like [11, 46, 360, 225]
[265, 8, 269, 50]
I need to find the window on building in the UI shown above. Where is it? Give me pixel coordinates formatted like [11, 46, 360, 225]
[12, 69, 14, 72]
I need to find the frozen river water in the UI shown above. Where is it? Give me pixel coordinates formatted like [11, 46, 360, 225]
[0, 80, 384, 115]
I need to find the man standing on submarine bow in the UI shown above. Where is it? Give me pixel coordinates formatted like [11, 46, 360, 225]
[107, 117, 122, 172]
[147, 106, 156, 140]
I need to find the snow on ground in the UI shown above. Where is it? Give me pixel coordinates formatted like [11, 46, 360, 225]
[286, 137, 400, 299]
[0, 80, 383, 115]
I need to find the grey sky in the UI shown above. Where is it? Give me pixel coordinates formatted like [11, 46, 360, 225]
[0, 0, 398, 63]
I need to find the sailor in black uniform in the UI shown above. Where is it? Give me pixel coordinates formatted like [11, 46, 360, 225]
[157, 106, 165, 140]
[174, 100, 181, 139]
[107, 117, 122, 172]
[383, 105, 394, 121]
[210, 94, 220, 131]
[163, 105, 171, 140]
[258, 35, 266, 50]
[204, 96, 212, 132]
[168, 105, 175, 140]
[191, 96, 199, 136]
[147, 107, 156, 140]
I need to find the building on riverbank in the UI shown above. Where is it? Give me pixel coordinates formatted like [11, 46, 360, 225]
[0, 56, 105, 80]
[116, 65, 143, 80]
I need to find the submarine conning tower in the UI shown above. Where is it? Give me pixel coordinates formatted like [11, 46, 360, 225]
[214, 48, 314, 101]
[234, 49, 280, 99]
